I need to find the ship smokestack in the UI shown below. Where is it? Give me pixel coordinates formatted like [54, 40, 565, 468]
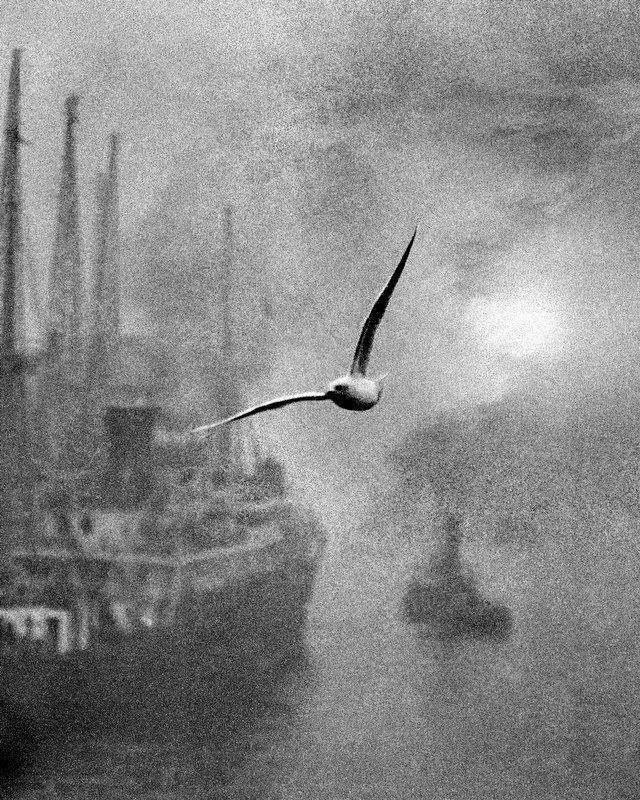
[103, 405, 158, 508]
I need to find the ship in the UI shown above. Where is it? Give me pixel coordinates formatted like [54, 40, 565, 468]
[402, 513, 513, 639]
[0, 49, 326, 732]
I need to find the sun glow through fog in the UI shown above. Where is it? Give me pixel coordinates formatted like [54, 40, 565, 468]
[470, 295, 559, 359]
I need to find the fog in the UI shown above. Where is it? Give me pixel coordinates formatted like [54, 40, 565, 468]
[4, 0, 640, 570]
[4, 4, 640, 794]
[3, 0, 640, 577]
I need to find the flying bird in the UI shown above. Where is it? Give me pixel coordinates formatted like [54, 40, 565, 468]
[191, 228, 417, 437]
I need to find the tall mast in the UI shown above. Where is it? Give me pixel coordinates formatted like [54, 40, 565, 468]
[83, 132, 120, 420]
[217, 204, 241, 471]
[93, 132, 120, 353]
[48, 93, 83, 363]
[220, 205, 234, 391]
[1, 49, 22, 358]
[0, 49, 30, 534]
[72, 133, 121, 488]
[41, 93, 87, 479]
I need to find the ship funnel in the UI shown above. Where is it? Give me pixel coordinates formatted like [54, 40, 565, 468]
[103, 405, 158, 508]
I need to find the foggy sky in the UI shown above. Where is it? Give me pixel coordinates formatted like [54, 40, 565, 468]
[3, 1, 640, 529]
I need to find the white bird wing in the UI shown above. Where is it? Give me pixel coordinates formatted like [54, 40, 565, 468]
[191, 392, 329, 436]
[350, 228, 417, 377]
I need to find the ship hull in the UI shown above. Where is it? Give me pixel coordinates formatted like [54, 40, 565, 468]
[402, 576, 513, 640]
[0, 510, 325, 734]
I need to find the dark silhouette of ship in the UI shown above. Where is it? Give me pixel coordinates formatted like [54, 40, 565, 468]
[0, 49, 326, 728]
[402, 513, 513, 639]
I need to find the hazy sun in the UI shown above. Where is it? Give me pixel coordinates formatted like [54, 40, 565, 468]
[469, 295, 559, 358]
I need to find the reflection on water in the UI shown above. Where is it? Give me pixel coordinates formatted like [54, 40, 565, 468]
[6, 529, 640, 799]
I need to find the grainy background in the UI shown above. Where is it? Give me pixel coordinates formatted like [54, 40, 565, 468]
[3, 2, 640, 797]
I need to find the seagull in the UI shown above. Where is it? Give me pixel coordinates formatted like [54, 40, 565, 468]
[191, 228, 417, 437]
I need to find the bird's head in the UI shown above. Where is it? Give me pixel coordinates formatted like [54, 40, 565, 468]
[326, 377, 352, 398]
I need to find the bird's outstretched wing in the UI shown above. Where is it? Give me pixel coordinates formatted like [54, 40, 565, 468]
[191, 392, 329, 436]
[350, 228, 417, 377]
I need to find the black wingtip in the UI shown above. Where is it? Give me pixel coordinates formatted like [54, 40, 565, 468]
[403, 227, 417, 257]
[404, 227, 417, 252]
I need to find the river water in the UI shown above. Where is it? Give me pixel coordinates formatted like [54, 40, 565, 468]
[9, 523, 640, 800]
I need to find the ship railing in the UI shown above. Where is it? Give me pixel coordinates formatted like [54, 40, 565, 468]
[177, 521, 283, 565]
[9, 520, 284, 568]
[162, 490, 288, 521]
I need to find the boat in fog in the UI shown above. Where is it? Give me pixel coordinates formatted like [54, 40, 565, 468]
[402, 513, 513, 639]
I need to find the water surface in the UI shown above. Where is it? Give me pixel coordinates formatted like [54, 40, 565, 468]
[10, 527, 640, 800]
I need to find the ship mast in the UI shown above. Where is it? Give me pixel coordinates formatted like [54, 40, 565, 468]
[48, 94, 83, 365]
[84, 132, 120, 410]
[45, 94, 85, 475]
[217, 205, 265, 476]
[1, 51, 21, 357]
[72, 132, 122, 494]
[0, 49, 31, 535]
[218, 205, 242, 473]
[92, 132, 120, 358]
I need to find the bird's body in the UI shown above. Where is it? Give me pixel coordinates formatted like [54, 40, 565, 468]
[191, 229, 417, 438]
[326, 374, 383, 410]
